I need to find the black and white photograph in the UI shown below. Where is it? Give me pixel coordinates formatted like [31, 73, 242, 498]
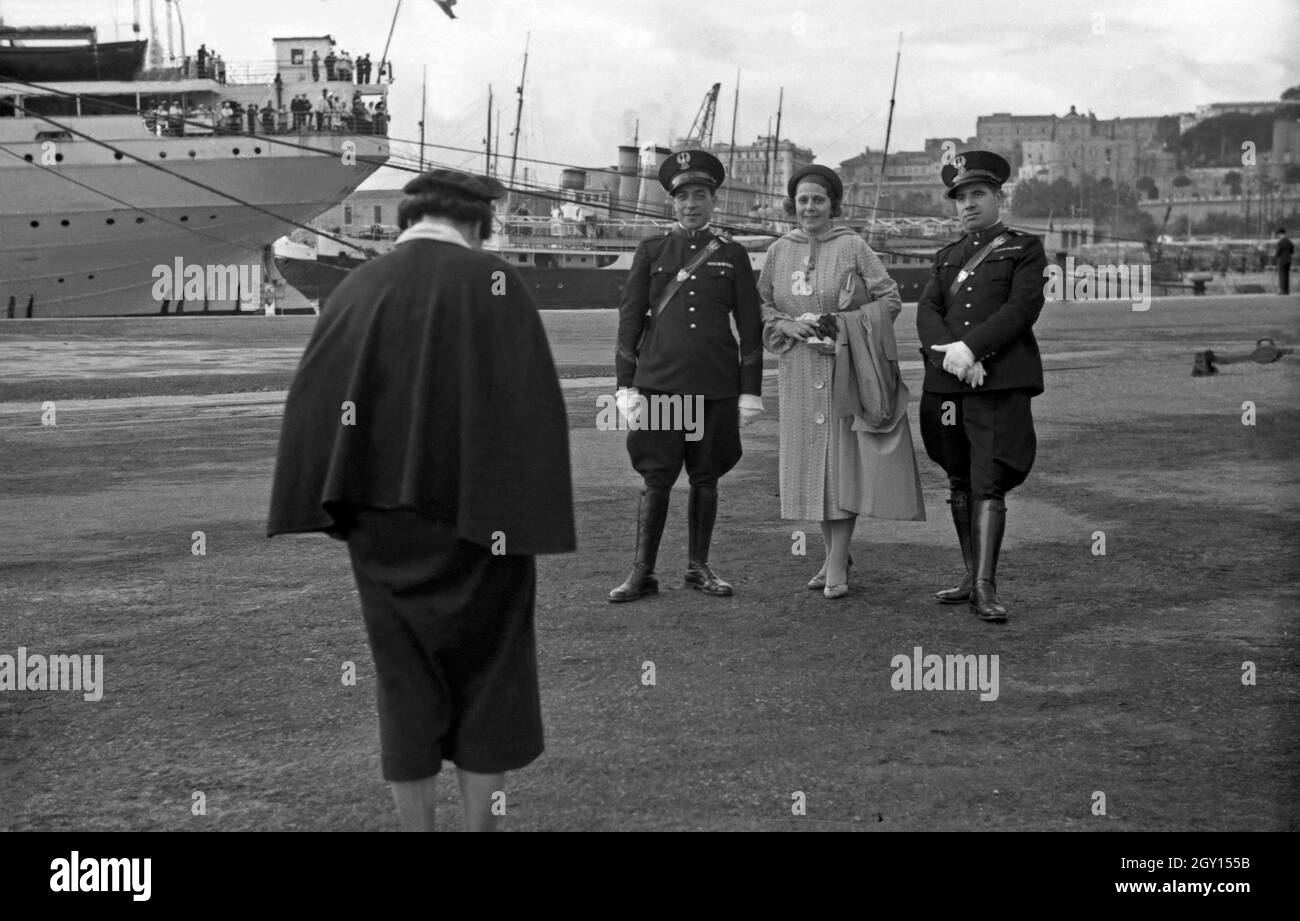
[0, 0, 1296, 890]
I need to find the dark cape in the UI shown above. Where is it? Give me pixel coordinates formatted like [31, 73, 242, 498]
[267, 238, 576, 556]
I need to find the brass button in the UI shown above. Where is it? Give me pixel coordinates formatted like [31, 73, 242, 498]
[814, 412, 825, 424]
[814, 380, 824, 390]
[690, 323, 697, 329]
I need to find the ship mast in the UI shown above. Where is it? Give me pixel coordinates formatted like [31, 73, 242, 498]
[484, 85, 493, 175]
[771, 86, 783, 200]
[869, 32, 902, 244]
[727, 69, 739, 180]
[418, 64, 427, 171]
[377, 0, 403, 91]
[507, 32, 530, 209]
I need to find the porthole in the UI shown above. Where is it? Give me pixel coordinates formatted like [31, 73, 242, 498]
[88, 274, 96, 280]
[106, 218, 115, 225]
[55, 153, 64, 162]
[189, 150, 197, 158]
[159, 151, 167, 158]
[60, 219, 70, 227]
[180, 215, 189, 222]
[57, 278, 65, 283]
[114, 151, 124, 160]
[24, 154, 33, 162]
[135, 217, 145, 224]
[254, 147, 262, 154]
[232, 147, 240, 155]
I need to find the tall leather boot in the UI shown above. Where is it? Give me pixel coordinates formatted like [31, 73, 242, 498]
[969, 498, 1008, 623]
[684, 484, 732, 596]
[935, 491, 974, 604]
[608, 487, 669, 603]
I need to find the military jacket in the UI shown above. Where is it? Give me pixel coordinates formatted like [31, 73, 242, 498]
[915, 222, 1047, 395]
[616, 224, 763, 399]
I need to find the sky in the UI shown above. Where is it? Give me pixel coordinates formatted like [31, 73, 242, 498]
[4, 0, 1297, 189]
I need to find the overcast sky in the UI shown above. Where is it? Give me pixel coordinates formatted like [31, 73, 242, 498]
[7, 0, 1298, 188]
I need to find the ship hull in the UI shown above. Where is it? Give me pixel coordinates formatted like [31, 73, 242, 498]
[275, 252, 935, 309]
[1, 131, 389, 317]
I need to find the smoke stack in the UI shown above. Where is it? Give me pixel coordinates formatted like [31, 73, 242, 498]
[617, 145, 639, 217]
[560, 168, 587, 191]
[637, 145, 672, 217]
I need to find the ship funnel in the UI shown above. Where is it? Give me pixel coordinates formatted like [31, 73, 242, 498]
[617, 145, 639, 217]
[560, 168, 587, 191]
[637, 145, 672, 217]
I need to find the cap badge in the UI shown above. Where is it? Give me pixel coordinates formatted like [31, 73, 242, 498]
[676, 151, 692, 168]
[953, 155, 967, 172]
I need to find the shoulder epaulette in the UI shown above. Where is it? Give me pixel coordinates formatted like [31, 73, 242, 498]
[711, 229, 734, 245]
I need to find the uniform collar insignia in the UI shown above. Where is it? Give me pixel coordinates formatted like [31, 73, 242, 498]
[673, 222, 713, 239]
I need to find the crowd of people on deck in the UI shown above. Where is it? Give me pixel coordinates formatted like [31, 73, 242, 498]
[307, 47, 390, 84]
[140, 91, 387, 137]
[173, 41, 391, 88]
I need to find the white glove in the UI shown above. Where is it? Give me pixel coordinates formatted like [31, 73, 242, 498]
[932, 341, 976, 379]
[739, 393, 764, 427]
[616, 387, 642, 426]
[964, 361, 987, 388]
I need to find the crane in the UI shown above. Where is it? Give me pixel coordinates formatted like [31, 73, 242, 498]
[684, 82, 721, 148]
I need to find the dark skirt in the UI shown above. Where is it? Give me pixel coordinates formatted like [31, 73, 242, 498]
[345, 506, 543, 781]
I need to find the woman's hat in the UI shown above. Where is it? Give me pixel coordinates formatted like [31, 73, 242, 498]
[787, 164, 843, 201]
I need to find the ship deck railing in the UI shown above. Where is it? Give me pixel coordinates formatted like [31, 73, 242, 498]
[139, 110, 388, 137]
[140, 59, 390, 89]
[493, 216, 675, 248]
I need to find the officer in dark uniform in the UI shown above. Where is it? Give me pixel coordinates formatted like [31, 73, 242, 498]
[916, 150, 1047, 624]
[609, 149, 764, 602]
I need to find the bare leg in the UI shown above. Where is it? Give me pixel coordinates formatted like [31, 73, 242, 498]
[457, 769, 505, 832]
[390, 775, 439, 831]
[814, 521, 833, 579]
[824, 516, 856, 586]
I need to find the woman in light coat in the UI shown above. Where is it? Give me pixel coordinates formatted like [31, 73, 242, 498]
[759, 165, 925, 598]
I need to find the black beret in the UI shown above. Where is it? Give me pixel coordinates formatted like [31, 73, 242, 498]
[787, 164, 843, 201]
[403, 168, 506, 202]
[659, 149, 726, 193]
[940, 150, 1011, 199]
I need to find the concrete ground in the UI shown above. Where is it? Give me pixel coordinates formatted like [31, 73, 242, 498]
[0, 294, 1296, 830]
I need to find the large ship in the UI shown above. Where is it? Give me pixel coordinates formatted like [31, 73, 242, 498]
[273, 184, 941, 310]
[274, 208, 773, 310]
[0, 21, 390, 318]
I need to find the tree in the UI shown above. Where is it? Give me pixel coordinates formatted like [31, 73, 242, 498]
[1282, 84, 1300, 101]
[1178, 112, 1276, 167]
[1173, 175, 1192, 188]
